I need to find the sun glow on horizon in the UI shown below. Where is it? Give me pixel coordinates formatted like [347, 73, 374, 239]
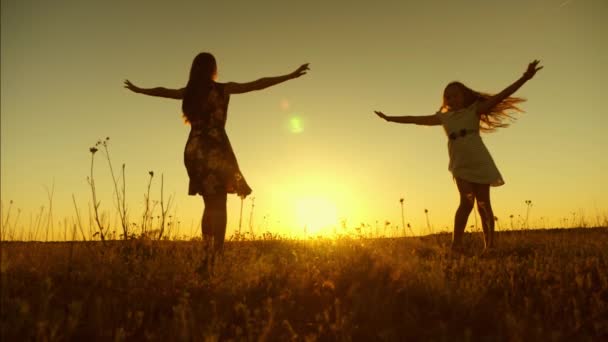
[294, 195, 339, 237]
[272, 174, 358, 238]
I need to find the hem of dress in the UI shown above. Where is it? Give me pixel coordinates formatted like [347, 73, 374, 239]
[451, 174, 505, 187]
[188, 189, 252, 198]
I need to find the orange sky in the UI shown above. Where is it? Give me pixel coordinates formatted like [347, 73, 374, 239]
[2, 0, 607, 239]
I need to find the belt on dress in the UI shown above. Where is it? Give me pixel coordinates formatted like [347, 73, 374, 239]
[448, 129, 478, 140]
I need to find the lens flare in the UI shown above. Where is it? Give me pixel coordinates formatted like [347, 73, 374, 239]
[289, 116, 303, 133]
[280, 99, 290, 111]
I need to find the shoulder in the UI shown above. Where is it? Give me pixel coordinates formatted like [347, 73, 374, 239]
[213, 82, 230, 96]
[436, 109, 452, 122]
[467, 101, 480, 115]
[223, 81, 244, 95]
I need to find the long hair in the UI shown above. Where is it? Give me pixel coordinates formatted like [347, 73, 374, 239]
[182, 52, 218, 124]
[441, 81, 525, 133]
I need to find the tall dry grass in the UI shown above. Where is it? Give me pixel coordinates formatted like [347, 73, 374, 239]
[1, 228, 607, 341]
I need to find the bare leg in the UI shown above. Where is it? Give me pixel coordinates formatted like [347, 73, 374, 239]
[199, 196, 213, 272]
[201, 197, 214, 251]
[453, 178, 475, 250]
[473, 184, 495, 249]
[202, 192, 228, 255]
[212, 194, 227, 255]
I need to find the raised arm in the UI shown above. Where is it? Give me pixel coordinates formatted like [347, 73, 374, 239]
[374, 111, 441, 126]
[477, 60, 543, 115]
[124, 80, 185, 99]
[224, 63, 309, 94]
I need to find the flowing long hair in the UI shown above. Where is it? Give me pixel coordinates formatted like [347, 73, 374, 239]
[182, 52, 217, 124]
[441, 81, 525, 133]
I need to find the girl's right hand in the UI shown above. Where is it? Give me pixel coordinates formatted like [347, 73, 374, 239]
[124, 79, 141, 93]
[374, 111, 388, 120]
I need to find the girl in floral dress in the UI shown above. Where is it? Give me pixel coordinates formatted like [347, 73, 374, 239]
[125, 52, 309, 255]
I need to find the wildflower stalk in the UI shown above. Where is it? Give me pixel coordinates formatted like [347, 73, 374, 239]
[159, 173, 164, 239]
[158, 173, 172, 240]
[400, 198, 405, 237]
[122, 163, 127, 235]
[100, 138, 129, 240]
[407, 223, 415, 237]
[424, 209, 432, 234]
[142, 171, 154, 236]
[87, 147, 106, 242]
[525, 200, 533, 229]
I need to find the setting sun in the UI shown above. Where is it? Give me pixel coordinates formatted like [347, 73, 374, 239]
[294, 196, 339, 236]
[270, 172, 357, 238]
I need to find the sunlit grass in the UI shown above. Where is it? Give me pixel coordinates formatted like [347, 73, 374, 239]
[1, 228, 607, 340]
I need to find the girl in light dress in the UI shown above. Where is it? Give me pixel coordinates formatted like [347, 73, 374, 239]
[374, 60, 543, 252]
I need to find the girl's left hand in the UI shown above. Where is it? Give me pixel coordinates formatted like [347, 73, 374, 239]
[523, 60, 543, 80]
[291, 63, 310, 78]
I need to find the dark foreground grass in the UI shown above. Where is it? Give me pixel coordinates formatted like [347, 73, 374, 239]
[1, 228, 607, 341]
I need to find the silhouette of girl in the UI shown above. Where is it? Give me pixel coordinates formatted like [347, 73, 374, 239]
[374, 60, 543, 252]
[125, 52, 309, 255]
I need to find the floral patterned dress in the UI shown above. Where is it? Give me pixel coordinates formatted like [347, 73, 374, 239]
[183, 82, 252, 198]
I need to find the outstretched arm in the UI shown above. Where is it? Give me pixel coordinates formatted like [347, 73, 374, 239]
[477, 60, 543, 114]
[124, 80, 185, 99]
[374, 111, 441, 126]
[224, 63, 309, 94]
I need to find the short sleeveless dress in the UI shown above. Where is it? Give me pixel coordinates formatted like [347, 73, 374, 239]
[183, 82, 252, 198]
[438, 102, 504, 186]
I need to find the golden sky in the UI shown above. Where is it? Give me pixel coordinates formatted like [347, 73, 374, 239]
[2, 0, 607, 239]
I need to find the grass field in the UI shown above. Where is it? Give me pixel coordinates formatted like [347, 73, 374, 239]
[1, 228, 607, 341]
